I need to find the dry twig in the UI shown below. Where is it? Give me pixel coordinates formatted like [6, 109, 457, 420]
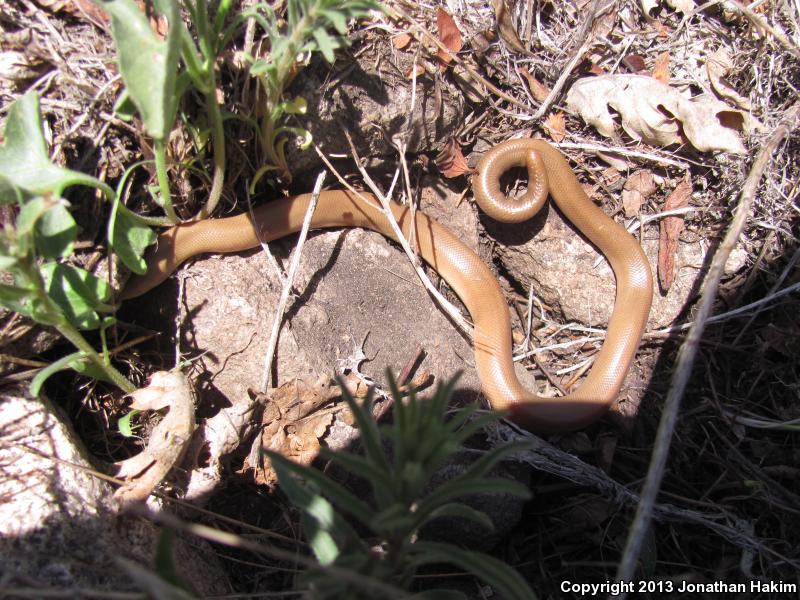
[343, 130, 474, 338]
[259, 172, 326, 391]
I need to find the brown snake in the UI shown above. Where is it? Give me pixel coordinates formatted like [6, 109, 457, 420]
[122, 139, 653, 433]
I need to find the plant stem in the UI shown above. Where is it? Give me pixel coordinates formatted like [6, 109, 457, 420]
[153, 139, 180, 224]
[55, 320, 136, 394]
[258, 7, 319, 181]
[195, 82, 226, 219]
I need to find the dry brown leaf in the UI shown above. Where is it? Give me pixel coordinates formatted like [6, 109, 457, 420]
[519, 67, 551, 103]
[601, 167, 623, 186]
[435, 139, 472, 178]
[490, 0, 529, 55]
[34, 0, 107, 20]
[405, 63, 426, 79]
[592, 5, 619, 38]
[247, 378, 335, 485]
[436, 8, 462, 70]
[652, 52, 671, 83]
[543, 112, 567, 142]
[470, 29, 494, 56]
[393, 32, 413, 50]
[622, 169, 657, 217]
[566, 74, 748, 154]
[622, 54, 647, 73]
[114, 371, 196, 504]
[658, 177, 692, 291]
[706, 48, 752, 109]
[73, 0, 109, 21]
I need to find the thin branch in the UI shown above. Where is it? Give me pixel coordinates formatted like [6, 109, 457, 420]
[259, 172, 326, 391]
[533, 0, 615, 120]
[343, 130, 474, 338]
[555, 141, 694, 169]
[246, 186, 286, 286]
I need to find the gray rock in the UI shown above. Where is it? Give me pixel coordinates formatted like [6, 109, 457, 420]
[0, 388, 230, 596]
[482, 203, 723, 329]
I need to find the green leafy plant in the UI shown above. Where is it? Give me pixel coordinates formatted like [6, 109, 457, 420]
[244, 0, 381, 184]
[0, 0, 384, 396]
[0, 93, 146, 394]
[266, 372, 538, 600]
[100, 0, 381, 212]
[100, 0, 234, 220]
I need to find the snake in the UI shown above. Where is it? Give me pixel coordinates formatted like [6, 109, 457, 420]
[121, 139, 653, 433]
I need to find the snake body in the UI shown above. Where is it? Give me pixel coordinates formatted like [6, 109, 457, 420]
[122, 139, 653, 433]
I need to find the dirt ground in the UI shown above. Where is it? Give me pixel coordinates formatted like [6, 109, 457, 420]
[1, 0, 799, 597]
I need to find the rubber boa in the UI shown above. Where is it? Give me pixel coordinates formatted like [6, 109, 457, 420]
[122, 139, 653, 433]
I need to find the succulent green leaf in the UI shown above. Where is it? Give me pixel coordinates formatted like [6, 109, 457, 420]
[35, 201, 77, 259]
[108, 204, 156, 274]
[118, 409, 141, 437]
[0, 282, 35, 316]
[0, 174, 23, 205]
[30, 352, 84, 397]
[112, 88, 137, 122]
[0, 93, 109, 200]
[15, 197, 49, 238]
[97, 0, 180, 140]
[319, 9, 348, 34]
[41, 262, 112, 330]
[312, 27, 338, 62]
[0, 255, 18, 271]
[28, 351, 113, 397]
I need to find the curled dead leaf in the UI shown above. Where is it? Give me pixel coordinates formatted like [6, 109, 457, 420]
[658, 177, 692, 291]
[566, 74, 748, 154]
[114, 371, 196, 504]
[246, 377, 335, 485]
[435, 139, 472, 178]
[245, 374, 395, 486]
[622, 169, 657, 217]
[491, 0, 530, 55]
[543, 112, 567, 142]
[519, 67, 551, 103]
[436, 8, 463, 70]
[706, 48, 752, 110]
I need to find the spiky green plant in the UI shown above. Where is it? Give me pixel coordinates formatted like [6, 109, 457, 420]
[266, 372, 538, 599]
